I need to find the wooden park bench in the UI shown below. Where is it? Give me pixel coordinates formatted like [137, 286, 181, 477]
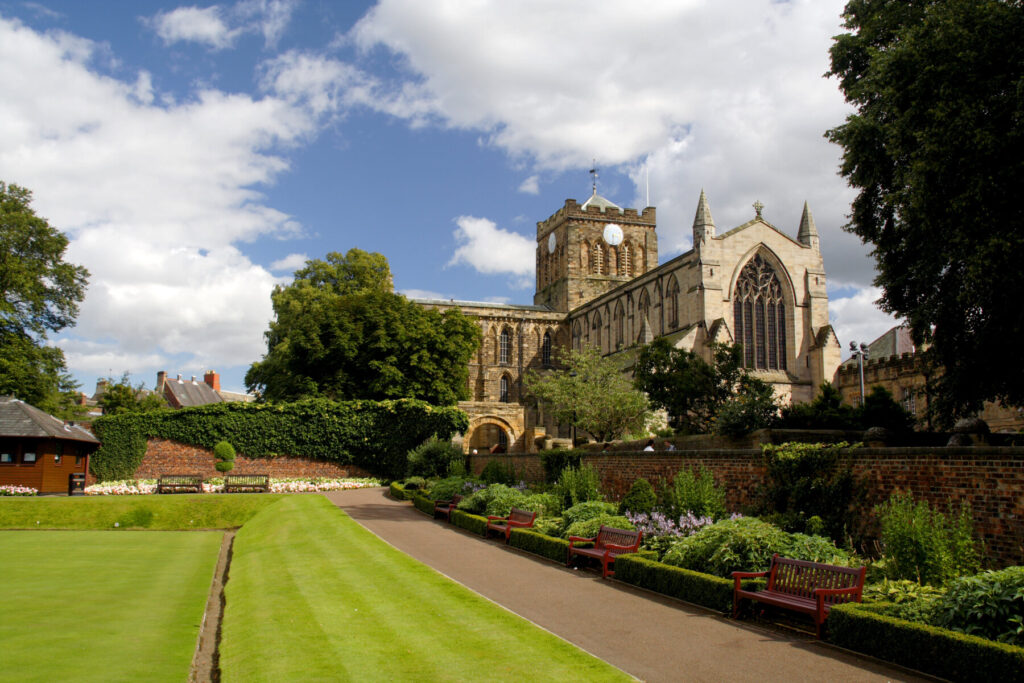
[224, 473, 270, 493]
[731, 554, 867, 638]
[433, 494, 463, 522]
[157, 473, 203, 494]
[566, 525, 642, 578]
[485, 507, 537, 543]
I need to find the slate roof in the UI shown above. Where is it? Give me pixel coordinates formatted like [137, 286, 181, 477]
[164, 378, 225, 408]
[0, 396, 100, 443]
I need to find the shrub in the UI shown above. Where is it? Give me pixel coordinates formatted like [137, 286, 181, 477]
[758, 441, 859, 540]
[520, 493, 562, 518]
[564, 514, 634, 540]
[626, 510, 717, 560]
[426, 476, 473, 502]
[876, 493, 981, 585]
[406, 437, 464, 478]
[532, 516, 565, 537]
[619, 478, 656, 515]
[480, 459, 518, 485]
[662, 517, 792, 577]
[552, 465, 601, 509]
[862, 579, 946, 623]
[213, 440, 236, 462]
[659, 466, 727, 520]
[509, 529, 571, 563]
[484, 486, 531, 517]
[712, 377, 779, 437]
[562, 501, 618, 528]
[458, 483, 526, 515]
[214, 461, 234, 473]
[539, 449, 583, 483]
[403, 476, 427, 491]
[932, 566, 1024, 646]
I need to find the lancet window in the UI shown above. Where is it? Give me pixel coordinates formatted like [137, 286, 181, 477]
[499, 328, 511, 365]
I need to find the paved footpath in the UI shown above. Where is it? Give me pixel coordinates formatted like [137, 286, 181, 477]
[325, 488, 931, 683]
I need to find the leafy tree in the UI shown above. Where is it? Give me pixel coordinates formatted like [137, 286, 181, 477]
[826, 0, 1024, 423]
[98, 373, 167, 415]
[634, 339, 749, 433]
[524, 346, 650, 442]
[777, 382, 861, 430]
[712, 376, 780, 437]
[246, 249, 480, 405]
[860, 385, 915, 432]
[0, 182, 89, 413]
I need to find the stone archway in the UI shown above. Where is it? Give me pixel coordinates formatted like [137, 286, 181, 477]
[465, 417, 515, 454]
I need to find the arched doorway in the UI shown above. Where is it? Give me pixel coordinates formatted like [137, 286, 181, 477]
[466, 420, 513, 454]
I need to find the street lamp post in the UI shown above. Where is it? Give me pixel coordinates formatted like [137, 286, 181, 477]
[849, 341, 870, 405]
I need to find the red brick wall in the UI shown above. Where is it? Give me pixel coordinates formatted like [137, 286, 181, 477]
[133, 438, 374, 480]
[470, 447, 1024, 567]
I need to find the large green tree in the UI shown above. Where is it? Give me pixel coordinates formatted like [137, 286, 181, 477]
[98, 373, 168, 415]
[245, 249, 480, 405]
[524, 346, 650, 443]
[826, 0, 1024, 422]
[0, 182, 89, 415]
[634, 339, 774, 434]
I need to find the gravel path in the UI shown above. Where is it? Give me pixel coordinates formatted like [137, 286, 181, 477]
[325, 488, 931, 683]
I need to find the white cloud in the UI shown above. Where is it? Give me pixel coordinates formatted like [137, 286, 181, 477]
[150, 6, 239, 50]
[0, 17, 318, 384]
[447, 216, 535, 289]
[348, 0, 877, 289]
[269, 252, 308, 272]
[400, 288, 448, 300]
[147, 0, 300, 50]
[518, 175, 539, 195]
[828, 287, 900, 358]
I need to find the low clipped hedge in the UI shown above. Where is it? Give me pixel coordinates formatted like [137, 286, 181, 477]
[91, 398, 468, 481]
[510, 530, 571, 563]
[828, 602, 1024, 682]
[451, 510, 488, 536]
[412, 493, 435, 516]
[614, 555, 747, 612]
[389, 482, 411, 500]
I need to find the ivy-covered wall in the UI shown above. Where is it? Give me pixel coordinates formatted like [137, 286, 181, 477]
[91, 398, 468, 481]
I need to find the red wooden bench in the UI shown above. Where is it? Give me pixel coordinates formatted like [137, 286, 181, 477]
[731, 554, 867, 638]
[433, 494, 463, 522]
[485, 507, 537, 543]
[566, 525, 642, 578]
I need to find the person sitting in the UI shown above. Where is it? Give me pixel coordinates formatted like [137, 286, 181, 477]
[643, 438, 655, 452]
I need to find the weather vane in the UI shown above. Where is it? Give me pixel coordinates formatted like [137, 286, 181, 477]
[589, 159, 598, 195]
[753, 200, 764, 218]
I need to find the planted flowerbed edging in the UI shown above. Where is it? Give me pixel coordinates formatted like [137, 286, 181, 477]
[509, 529, 571, 563]
[614, 555, 762, 613]
[0, 485, 38, 496]
[86, 477, 382, 495]
[828, 602, 1024, 682]
[451, 509, 488, 536]
[412, 493, 435, 516]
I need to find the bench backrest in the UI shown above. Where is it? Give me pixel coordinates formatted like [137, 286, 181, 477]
[225, 474, 269, 484]
[451, 494, 463, 505]
[766, 554, 866, 604]
[160, 474, 202, 484]
[508, 508, 537, 525]
[595, 526, 642, 551]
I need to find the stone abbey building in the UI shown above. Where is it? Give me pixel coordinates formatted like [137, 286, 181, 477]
[416, 189, 841, 453]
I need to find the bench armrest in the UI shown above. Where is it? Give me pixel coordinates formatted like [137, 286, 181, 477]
[507, 520, 534, 528]
[603, 542, 639, 553]
[731, 570, 768, 590]
[486, 515, 508, 522]
[567, 535, 596, 546]
[434, 499, 452, 506]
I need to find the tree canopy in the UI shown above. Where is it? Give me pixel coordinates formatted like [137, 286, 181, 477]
[98, 373, 168, 415]
[524, 346, 650, 443]
[826, 0, 1024, 422]
[0, 182, 89, 415]
[245, 249, 480, 405]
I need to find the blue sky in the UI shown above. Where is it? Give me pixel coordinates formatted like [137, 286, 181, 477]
[0, 0, 897, 395]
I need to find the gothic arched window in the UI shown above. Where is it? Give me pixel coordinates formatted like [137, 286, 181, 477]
[621, 241, 632, 276]
[542, 331, 552, 367]
[592, 242, 604, 275]
[499, 328, 511, 365]
[732, 254, 787, 370]
[613, 302, 624, 349]
[592, 311, 602, 351]
[572, 320, 582, 350]
[666, 276, 680, 329]
[500, 374, 511, 402]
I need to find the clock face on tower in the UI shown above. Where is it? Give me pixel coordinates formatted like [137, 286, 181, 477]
[603, 224, 624, 246]
[548, 232, 557, 253]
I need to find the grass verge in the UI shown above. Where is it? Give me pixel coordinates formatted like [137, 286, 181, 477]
[0, 530, 222, 682]
[0, 494, 283, 530]
[220, 496, 631, 682]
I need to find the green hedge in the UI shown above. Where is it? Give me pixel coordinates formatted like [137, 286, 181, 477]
[828, 602, 1024, 682]
[388, 482, 409, 500]
[90, 398, 468, 481]
[510, 530, 571, 563]
[451, 510, 488, 536]
[412, 493, 435, 516]
[614, 555, 754, 612]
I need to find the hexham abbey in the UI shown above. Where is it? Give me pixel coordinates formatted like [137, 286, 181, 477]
[415, 189, 841, 453]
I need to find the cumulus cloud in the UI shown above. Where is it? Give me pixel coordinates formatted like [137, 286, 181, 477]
[518, 175, 540, 195]
[400, 288, 448, 300]
[146, 0, 300, 50]
[828, 287, 900, 357]
[0, 16, 315, 383]
[149, 6, 239, 49]
[447, 216, 535, 289]
[269, 252, 308, 272]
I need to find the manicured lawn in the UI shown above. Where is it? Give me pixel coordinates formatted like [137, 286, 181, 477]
[0, 494, 283, 530]
[221, 496, 630, 682]
[0, 530, 222, 682]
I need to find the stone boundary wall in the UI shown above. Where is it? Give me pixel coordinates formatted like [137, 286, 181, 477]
[469, 447, 1024, 567]
[132, 438, 374, 480]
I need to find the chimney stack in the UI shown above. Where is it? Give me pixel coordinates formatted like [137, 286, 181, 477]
[204, 370, 221, 391]
[156, 371, 166, 392]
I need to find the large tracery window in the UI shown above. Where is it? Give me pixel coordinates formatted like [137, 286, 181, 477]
[732, 254, 787, 371]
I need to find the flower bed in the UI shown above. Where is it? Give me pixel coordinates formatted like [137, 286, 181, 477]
[85, 477, 382, 495]
[0, 485, 38, 496]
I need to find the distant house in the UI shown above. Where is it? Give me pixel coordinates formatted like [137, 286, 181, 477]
[155, 370, 255, 408]
[0, 396, 99, 494]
